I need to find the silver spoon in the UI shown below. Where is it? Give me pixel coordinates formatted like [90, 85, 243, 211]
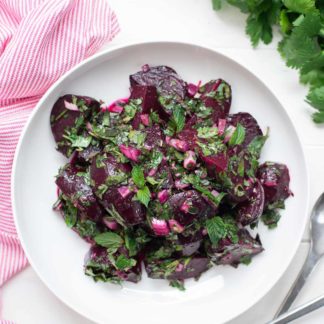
[274, 193, 324, 319]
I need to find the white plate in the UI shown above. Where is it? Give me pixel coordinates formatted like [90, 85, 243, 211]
[12, 42, 309, 324]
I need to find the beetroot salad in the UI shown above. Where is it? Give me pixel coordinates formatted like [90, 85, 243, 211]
[51, 65, 291, 290]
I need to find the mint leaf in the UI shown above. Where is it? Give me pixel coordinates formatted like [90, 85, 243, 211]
[94, 232, 123, 248]
[115, 255, 137, 271]
[64, 133, 92, 148]
[283, 0, 316, 14]
[63, 200, 77, 228]
[229, 123, 245, 146]
[261, 209, 281, 229]
[125, 230, 138, 257]
[197, 126, 218, 139]
[136, 186, 151, 207]
[206, 216, 238, 245]
[132, 165, 145, 188]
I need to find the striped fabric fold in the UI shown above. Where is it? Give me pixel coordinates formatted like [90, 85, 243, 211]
[0, 0, 119, 320]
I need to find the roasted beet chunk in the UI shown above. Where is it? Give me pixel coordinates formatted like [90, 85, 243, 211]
[50, 94, 100, 157]
[76, 144, 101, 165]
[227, 113, 263, 149]
[236, 180, 265, 226]
[85, 246, 141, 283]
[257, 162, 291, 206]
[56, 164, 104, 221]
[201, 153, 228, 178]
[100, 187, 145, 226]
[178, 230, 204, 256]
[144, 124, 163, 150]
[167, 190, 216, 226]
[144, 256, 210, 280]
[90, 153, 131, 189]
[208, 229, 263, 266]
[130, 85, 160, 114]
[130, 65, 187, 99]
[200, 79, 232, 122]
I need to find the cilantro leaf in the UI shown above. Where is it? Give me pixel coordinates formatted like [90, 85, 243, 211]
[229, 123, 245, 146]
[136, 186, 151, 207]
[132, 165, 146, 188]
[94, 232, 123, 248]
[247, 130, 269, 158]
[307, 86, 324, 122]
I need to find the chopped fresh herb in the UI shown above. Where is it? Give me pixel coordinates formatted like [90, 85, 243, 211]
[261, 209, 281, 229]
[136, 186, 151, 207]
[131, 165, 146, 188]
[169, 279, 185, 291]
[115, 255, 137, 271]
[94, 232, 124, 249]
[206, 216, 239, 245]
[229, 123, 246, 146]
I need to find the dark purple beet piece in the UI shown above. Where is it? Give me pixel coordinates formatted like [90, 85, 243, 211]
[50, 94, 100, 157]
[227, 112, 263, 149]
[236, 180, 265, 226]
[130, 65, 187, 99]
[144, 124, 163, 150]
[130, 85, 160, 113]
[155, 159, 174, 189]
[56, 164, 104, 221]
[177, 118, 198, 150]
[200, 79, 232, 122]
[178, 231, 203, 256]
[100, 187, 145, 226]
[167, 190, 216, 226]
[76, 145, 102, 165]
[84, 246, 141, 283]
[90, 154, 131, 189]
[257, 162, 291, 206]
[208, 229, 263, 266]
[200, 153, 228, 178]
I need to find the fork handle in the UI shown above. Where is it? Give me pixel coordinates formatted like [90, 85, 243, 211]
[275, 248, 319, 317]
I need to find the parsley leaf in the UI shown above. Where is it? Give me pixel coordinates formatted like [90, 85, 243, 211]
[229, 123, 246, 146]
[136, 186, 151, 207]
[94, 232, 124, 249]
[132, 165, 145, 188]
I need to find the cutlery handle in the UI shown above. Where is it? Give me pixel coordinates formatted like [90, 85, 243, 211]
[268, 294, 324, 324]
[275, 248, 318, 317]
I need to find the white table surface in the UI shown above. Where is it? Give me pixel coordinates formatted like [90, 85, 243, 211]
[2, 0, 324, 323]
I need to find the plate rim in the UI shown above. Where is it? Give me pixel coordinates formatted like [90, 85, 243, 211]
[11, 40, 310, 324]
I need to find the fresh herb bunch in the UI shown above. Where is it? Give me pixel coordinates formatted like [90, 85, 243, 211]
[213, 0, 324, 123]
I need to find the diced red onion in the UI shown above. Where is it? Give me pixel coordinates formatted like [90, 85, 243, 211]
[175, 263, 184, 272]
[180, 201, 190, 213]
[140, 114, 150, 126]
[175, 180, 190, 189]
[148, 168, 157, 176]
[183, 150, 196, 170]
[105, 97, 129, 113]
[169, 139, 189, 152]
[202, 228, 208, 236]
[168, 219, 184, 233]
[264, 180, 277, 187]
[187, 80, 202, 97]
[211, 190, 219, 197]
[118, 186, 131, 198]
[165, 136, 171, 144]
[211, 79, 222, 91]
[151, 218, 170, 236]
[218, 119, 226, 135]
[64, 100, 79, 111]
[69, 150, 78, 165]
[56, 186, 60, 197]
[103, 219, 118, 230]
[158, 189, 169, 204]
[119, 144, 141, 162]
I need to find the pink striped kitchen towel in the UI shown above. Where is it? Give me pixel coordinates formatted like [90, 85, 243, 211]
[0, 0, 119, 303]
